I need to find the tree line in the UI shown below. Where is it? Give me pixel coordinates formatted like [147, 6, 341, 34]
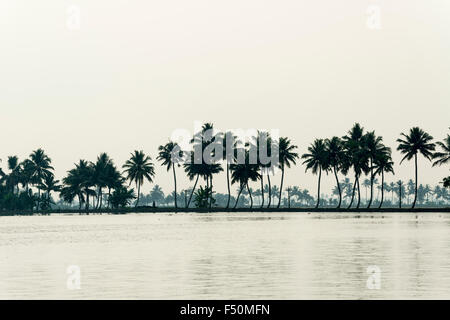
[0, 123, 449, 213]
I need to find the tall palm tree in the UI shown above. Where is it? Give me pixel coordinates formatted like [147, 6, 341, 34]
[157, 142, 183, 208]
[432, 134, 450, 167]
[276, 137, 299, 208]
[92, 153, 114, 209]
[364, 131, 384, 208]
[302, 139, 328, 208]
[342, 123, 369, 209]
[29, 149, 54, 210]
[40, 174, 61, 209]
[254, 131, 272, 209]
[397, 127, 435, 208]
[223, 131, 238, 208]
[190, 123, 223, 209]
[373, 147, 394, 208]
[325, 137, 345, 208]
[230, 151, 261, 209]
[122, 150, 155, 207]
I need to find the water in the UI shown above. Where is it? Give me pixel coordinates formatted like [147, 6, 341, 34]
[1, 211, 450, 299]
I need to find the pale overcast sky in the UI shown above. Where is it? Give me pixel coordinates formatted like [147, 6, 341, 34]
[1, 0, 449, 195]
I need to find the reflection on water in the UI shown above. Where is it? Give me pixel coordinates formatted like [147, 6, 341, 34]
[1, 212, 450, 299]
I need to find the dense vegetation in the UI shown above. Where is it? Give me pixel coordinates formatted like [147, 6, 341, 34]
[1, 123, 449, 214]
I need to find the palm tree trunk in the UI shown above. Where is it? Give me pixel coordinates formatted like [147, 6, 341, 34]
[334, 165, 341, 208]
[209, 176, 213, 210]
[85, 188, 89, 213]
[347, 177, 357, 209]
[187, 174, 199, 208]
[315, 167, 322, 208]
[356, 176, 361, 209]
[98, 187, 103, 209]
[135, 183, 141, 207]
[267, 174, 272, 208]
[277, 165, 285, 208]
[226, 163, 231, 209]
[107, 188, 111, 209]
[260, 173, 264, 209]
[412, 153, 418, 209]
[172, 165, 177, 208]
[233, 184, 244, 209]
[378, 171, 385, 209]
[247, 182, 253, 209]
[367, 159, 374, 208]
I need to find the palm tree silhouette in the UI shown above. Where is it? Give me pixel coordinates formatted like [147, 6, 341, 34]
[223, 131, 238, 208]
[39, 174, 61, 209]
[276, 137, 299, 208]
[373, 147, 394, 208]
[325, 137, 344, 208]
[364, 131, 384, 208]
[158, 142, 183, 209]
[122, 150, 155, 207]
[29, 149, 54, 210]
[397, 127, 435, 208]
[230, 150, 261, 209]
[302, 139, 328, 208]
[432, 134, 450, 167]
[342, 123, 369, 209]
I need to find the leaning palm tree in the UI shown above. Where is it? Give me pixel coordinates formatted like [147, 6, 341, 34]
[325, 137, 345, 208]
[397, 127, 435, 208]
[157, 142, 183, 208]
[432, 134, 450, 167]
[373, 148, 394, 208]
[302, 139, 328, 208]
[29, 149, 54, 210]
[276, 137, 299, 208]
[122, 150, 155, 207]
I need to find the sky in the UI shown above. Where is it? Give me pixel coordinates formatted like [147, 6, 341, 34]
[0, 0, 449, 196]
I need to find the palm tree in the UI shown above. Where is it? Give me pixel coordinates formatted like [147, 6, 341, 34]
[302, 139, 328, 208]
[373, 148, 394, 208]
[432, 134, 450, 167]
[122, 150, 155, 207]
[325, 137, 345, 208]
[150, 184, 165, 206]
[397, 127, 435, 208]
[190, 123, 223, 209]
[184, 155, 202, 208]
[276, 137, 299, 208]
[364, 131, 384, 208]
[223, 131, 238, 208]
[91, 153, 114, 209]
[6, 156, 20, 194]
[62, 160, 95, 212]
[230, 151, 261, 209]
[254, 131, 271, 209]
[39, 174, 61, 209]
[158, 142, 183, 208]
[29, 149, 54, 210]
[342, 123, 369, 209]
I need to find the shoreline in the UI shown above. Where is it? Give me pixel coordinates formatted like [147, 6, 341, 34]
[1, 206, 449, 216]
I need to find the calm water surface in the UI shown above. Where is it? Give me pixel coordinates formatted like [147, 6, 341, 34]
[1, 211, 450, 299]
